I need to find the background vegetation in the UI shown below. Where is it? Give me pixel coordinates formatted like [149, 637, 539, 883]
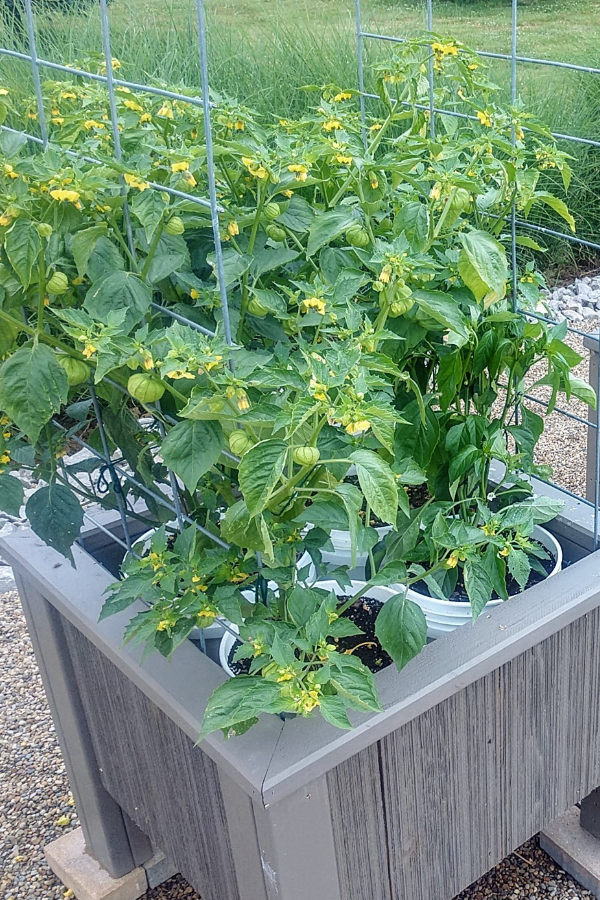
[0, 0, 600, 277]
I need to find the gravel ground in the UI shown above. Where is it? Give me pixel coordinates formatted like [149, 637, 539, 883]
[0, 584, 597, 900]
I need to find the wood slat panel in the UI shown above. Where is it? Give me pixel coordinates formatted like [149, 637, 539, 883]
[63, 621, 242, 900]
[326, 744, 392, 900]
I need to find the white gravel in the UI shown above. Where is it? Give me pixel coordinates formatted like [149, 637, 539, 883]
[0, 586, 597, 900]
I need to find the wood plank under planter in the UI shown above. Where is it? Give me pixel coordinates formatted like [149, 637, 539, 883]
[2, 503, 600, 900]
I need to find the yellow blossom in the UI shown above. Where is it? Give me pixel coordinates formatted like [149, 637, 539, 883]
[288, 163, 308, 182]
[123, 99, 143, 112]
[445, 552, 459, 568]
[182, 171, 197, 187]
[309, 378, 328, 402]
[283, 189, 293, 198]
[204, 355, 223, 372]
[477, 110, 493, 128]
[157, 104, 174, 119]
[171, 160, 190, 173]
[0, 451, 10, 465]
[345, 419, 371, 436]
[227, 220, 239, 236]
[468, 63, 479, 70]
[156, 620, 170, 632]
[379, 265, 392, 284]
[190, 288, 200, 300]
[241, 157, 268, 180]
[0, 214, 11, 226]
[83, 120, 105, 130]
[335, 154, 353, 165]
[82, 343, 97, 359]
[0, 88, 8, 95]
[28, 111, 37, 120]
[276, 667, 295, 683]
[61, 91, 77, 99]
[301, 296, 327, 315]
[166, 369, 195, 380]
[0, 416, 9, 425]
[236, 391, 250, 411]
[234, 120, 245, 130]
[140, 112, 152, 123]
[323, 119, 342, 132]
[123, 173, 149, 191]
[50, 189, 81, 204]
[334, 91, 352, 101]
[369, 122, 382, 132]
[369, 176, 379, 190]
[3, 430, 10, 438]
[430, 183, 442, 201]
[432, 41, 459, 60]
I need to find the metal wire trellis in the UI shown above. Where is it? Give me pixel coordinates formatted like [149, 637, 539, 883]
[0, 0, 597, 609]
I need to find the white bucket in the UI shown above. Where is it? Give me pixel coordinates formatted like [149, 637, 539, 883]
[396, 525, 563, 640]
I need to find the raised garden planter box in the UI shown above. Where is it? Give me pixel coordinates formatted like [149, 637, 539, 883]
[3, 482, 600, 900]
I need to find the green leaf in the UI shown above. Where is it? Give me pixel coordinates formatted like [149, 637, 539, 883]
[71, 225, 108, 278]
[86, 236, 125, 283]
[374, 590, 427, 669]
[464, 558, 495, 619]
[248, 247, 299, 279]
[0, 472, 24, 517]
[350, 449, 398, 526]
[393, 401, 439, 469]
[0, 344, 68, 443]
[160, 420, 223, 493]
[307, 208, 356, 257]
[458, 230, 508, 305]
[319, 694, 353, 729]
[5, 219, 41, 287]
[221, 499, 271, 552]
[131, 189, 167, 243]
[330, 656, 382, 712]
[239, 439, 288, 516]
[207, 247, 251, 287]
[146, 234, 190, 284]
[84, 272, 151, 332]
[278, 195, 315, 233]
[199, 676, 286, 739]
[568, 374, 597, 409]
[333, 482, 363, 565]
[507, 548, 531, 591]
[414, 290, 470, 344]
[532, 193, 575, 233]
[26, 483, 84, 562]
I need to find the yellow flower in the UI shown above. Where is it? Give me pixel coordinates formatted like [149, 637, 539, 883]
[476, 110, 493, 128]
[28, 111, 37, 120]
[234, 120, 245, 130]
[0, 214, 11, 226]
[156, 620, 170, 632]
[334, 91, 352, 102]
[236, 391, 250, 411]
[123, 173, 149, 191]
[0, 88, 8, 95]
[227, 220, 239, 236]
[82, 343, 97, 359]
[301, 296, 327, 315]
[182, 170, 197, 187]
[276, 667, 295, 683]
[431, 41, 459, 60]
[288, 163, 308, 182]
[283, 189, 293, 198]
[468, 63, 479, 70]
[3, 430, 10, 438]
[140, 112, 152, 123]
[429, 183, 442, 201]
[166, 369, 195, 380]
[0, 451, 10, 465]
[323, 119, 342, 132]
[190, 288, 200, 300]
[241, 157, 268, 180]
[157, 104, 174, 119]
[0, 415, 9, 426]
[171, 160, 190, 173]
[335, 154, 353, 165]
[499, 545, 511, 558]
[445, 552, 459, 569]
[83, 120, 105, 130]
[123, 99, 143, 112]
[345, 419, 371, 436]
[309, 378, 328, 401]
[369, 122, 382, 132]
[61, 91, 77, 99]
[379, 265, 391, 284]
[369, 176, 379, 190]
[204, 354, 223, 372]
[50, 189, 81, 204]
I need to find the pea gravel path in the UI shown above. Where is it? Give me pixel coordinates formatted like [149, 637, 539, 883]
[0, 584, 597, 900]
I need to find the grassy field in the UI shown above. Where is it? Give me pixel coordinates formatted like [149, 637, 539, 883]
[1, 0, 600, 272]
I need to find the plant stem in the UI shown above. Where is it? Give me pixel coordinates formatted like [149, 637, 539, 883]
[36, 243, 46, 334]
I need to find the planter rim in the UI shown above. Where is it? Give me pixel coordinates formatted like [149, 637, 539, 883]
[3, 492, 600, 807]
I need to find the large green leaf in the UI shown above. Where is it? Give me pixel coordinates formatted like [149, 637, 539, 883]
[84, 272, 151, 332]
[507, 548, 531, 591]
[146, 234, 190, 284]
[393, 400, 439, 469]
[330, 655, 382, 712]
[71, 225, 108, 278]
[0, 472, 24, 517]
[464, 558, 495, 620]
[86, 236, 125, 283]
[374, 589, 427, 669]
[0, 344, 68, 442]
[307, 208, 356, 257]
[278, 195, 315, 233]
[414, 290, 470, 344]
[238, 439, 288, 516]
[458, 231, 508, 305]
[319, 694, 353, 729]
[26, 483, 84, 562]
[160, 420, 223, 493]
[350, 449, 398, 526]
[6, 219, 41, 287]
[199, 676, 286, 739]
[131, 189, 167, 242]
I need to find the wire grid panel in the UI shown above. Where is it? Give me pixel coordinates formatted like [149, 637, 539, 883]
[354, 0, 600, 547]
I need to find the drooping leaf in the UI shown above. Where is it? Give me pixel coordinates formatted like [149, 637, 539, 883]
[238, 440, 288, 516]
[5, 219, 41, 287]
[199, 676, 286, 740]
[329, 655, 382, 712]
[374, 589, 427, 669]
[307, 208, 356, 256]
[464, 558, 495, 620]
[131, 189, 167, 242]
[26, 483, 84, 562]
[350, 449, 398, 526]
[0, 344, 68, 443]
[71, 225, 108, 278]
[0, 472, 24, 517]
[507, 548, 531, 592]
[458, 230, 508, 305]
[86, 236, 125, 283]
[319, 694, 353, 729]
[160, 420, 223, 493]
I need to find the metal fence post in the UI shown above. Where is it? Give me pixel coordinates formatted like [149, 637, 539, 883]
[584, 332, 599, 503]
[13, 570, 154, 878]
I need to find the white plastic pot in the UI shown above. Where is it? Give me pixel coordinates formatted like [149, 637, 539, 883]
[218, 579, 399, 676]
[301, 526, 391, 580]
[398, 525, 563, 640]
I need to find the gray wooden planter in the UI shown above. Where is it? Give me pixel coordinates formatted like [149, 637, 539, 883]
[3, 480, 600, 900]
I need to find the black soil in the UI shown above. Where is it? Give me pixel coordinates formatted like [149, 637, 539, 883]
[227, 595, 393, 676]
[414, 542, 556, 602]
